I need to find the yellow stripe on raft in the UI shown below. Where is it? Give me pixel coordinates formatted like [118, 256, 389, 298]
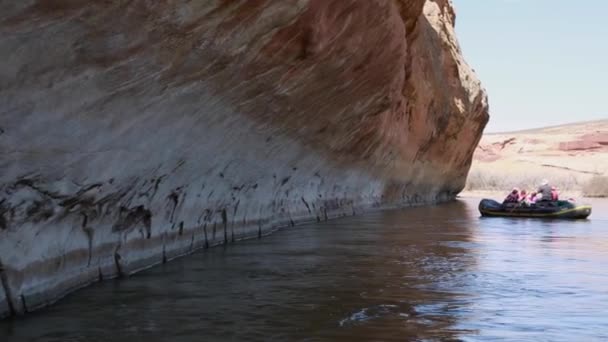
[481, 206, 592, 217]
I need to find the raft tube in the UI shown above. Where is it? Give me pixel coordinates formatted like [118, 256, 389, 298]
[479, 199, 592, 219]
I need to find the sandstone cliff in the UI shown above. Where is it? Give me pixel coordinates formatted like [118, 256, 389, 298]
[0, 0, 488, 317]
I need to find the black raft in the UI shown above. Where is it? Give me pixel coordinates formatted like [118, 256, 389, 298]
[479, 199, 592, 219]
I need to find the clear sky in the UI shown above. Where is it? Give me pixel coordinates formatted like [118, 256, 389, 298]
[452, 0, 607, 132]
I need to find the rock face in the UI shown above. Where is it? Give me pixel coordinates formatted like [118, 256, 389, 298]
[0, 0, 488, 317]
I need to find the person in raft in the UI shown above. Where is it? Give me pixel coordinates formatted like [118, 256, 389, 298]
[528, 192, 539, 204]
[551, 186, 560, 201]
[519, 189, 528, 202]
[503, 188, 520, 204]
[518, 189, 536, 206]
[536, 179, 552, 202]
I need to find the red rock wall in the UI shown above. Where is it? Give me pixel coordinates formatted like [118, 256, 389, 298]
[0, 0, 488, 317]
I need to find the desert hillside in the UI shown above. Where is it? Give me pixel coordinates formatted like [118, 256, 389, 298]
[466, 120, 608, 197]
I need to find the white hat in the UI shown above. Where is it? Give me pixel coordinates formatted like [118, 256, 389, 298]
[540, 179, 549, 186]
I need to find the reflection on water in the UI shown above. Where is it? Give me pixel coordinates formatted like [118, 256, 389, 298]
[1, 198, 607, 341]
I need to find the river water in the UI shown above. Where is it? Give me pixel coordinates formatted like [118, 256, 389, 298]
[1, 197, 607, 341]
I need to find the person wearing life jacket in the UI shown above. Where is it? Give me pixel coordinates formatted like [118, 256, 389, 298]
[519, 189, 528, 201]
[503, 188, 520, 204]
[528, 192, 539, 204]
[551, 186, 559, 201]
[518, 189, 530, 205]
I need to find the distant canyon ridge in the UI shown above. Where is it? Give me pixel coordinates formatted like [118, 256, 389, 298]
[467, 120, 608, 196]
[0, 0, 488, 317]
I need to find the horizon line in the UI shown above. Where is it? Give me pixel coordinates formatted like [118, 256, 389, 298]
[484, 118, 607, 135]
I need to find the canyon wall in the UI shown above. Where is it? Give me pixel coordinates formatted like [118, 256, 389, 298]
[0, 0, 488, 317]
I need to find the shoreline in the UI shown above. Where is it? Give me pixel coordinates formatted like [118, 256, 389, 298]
[458, 190, 604, 200]
[0, 192, 458, 320]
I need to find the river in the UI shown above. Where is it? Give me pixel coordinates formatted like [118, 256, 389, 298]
[1, 197, 607, 341]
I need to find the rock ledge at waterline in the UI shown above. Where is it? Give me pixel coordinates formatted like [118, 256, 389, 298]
[0, 0, 488, 317]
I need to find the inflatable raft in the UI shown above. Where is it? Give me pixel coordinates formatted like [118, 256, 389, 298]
[478, 199, 592, 219]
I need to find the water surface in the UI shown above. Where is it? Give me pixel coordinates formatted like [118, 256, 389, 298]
[1, 197, 607, 341]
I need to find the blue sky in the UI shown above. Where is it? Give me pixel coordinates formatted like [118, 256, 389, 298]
[453, 0, 607, 132]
